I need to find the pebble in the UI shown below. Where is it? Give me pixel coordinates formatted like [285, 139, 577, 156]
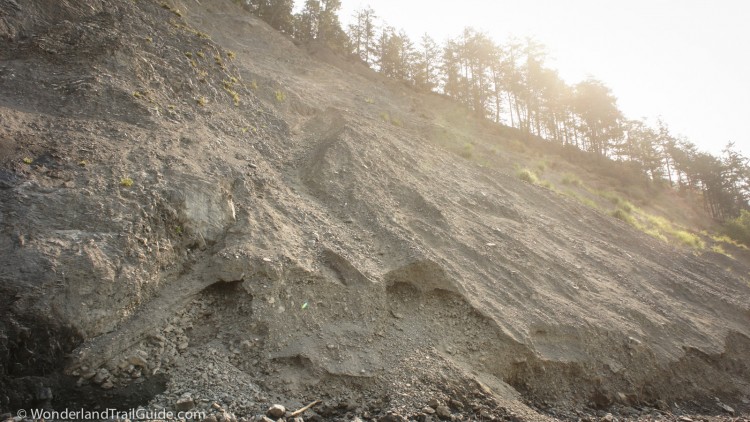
[600, 413, 614, 422]
[266, 404, 285, 418]
[435, 405, 451, 419]
[175, 397, 195, 411]
[718, 402, 735, 415]
[93, 368, 110, 384]
[128, 355, 149, 368]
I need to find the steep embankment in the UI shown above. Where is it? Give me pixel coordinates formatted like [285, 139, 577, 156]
[1, 0, 749, 420]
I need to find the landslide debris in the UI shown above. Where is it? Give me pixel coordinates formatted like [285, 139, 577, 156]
[1, 0, 749, 420]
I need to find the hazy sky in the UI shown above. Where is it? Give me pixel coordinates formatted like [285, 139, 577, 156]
[333, 0, 750, 157]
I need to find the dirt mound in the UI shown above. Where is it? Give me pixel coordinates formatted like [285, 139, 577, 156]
[1, 0, 749, 420]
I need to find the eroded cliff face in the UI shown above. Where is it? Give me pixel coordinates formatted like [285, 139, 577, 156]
[1, 0, 749, 419]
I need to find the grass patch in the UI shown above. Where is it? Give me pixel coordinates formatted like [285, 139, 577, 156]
[674, 230, 705, 249]
[644, 228, 668, 242]
[120, 177, 134, 187]
[196, 96, 207, 106]
[561, 173, 582, 187]
[598, 190, 635, 212]
[611, 208, 636, 226]
[275, 90, 286, 102]
[562, 190, 598, 209]
[214, 55, 225, 69]
[22, 157, 33, 164]
[711, 244, 733, 258]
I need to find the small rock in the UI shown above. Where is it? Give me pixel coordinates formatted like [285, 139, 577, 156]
[175, 397, 195, 411]
[655, 400, 669, 411]
[379, 414, 406, 422]
[267, 404, 285, 419]
[678, 417, 694, 422]
[600, 413, 614, 422]
[36, 387, 53, 401]
[478, 409, 493, 419]
[422, 406, 435, 415]
[449, 399, 464, 410]
[92, 368, 110, 384]
[101, 380, 114, 390]
[81, 369, 97, 380]
[427, 399, 441, 408]
[128, 355, 148, 368]
[435, 405, 451, 419]
[202, 416, 218, 422]
[717, 402, 735, 415]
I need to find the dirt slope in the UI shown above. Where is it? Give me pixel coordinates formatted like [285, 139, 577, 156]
[1, 0, 749, 420]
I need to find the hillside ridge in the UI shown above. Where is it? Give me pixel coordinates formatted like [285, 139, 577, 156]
[1, 1, 749, 420]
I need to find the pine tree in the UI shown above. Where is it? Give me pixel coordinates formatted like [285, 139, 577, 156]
[249, 0, 294, 33]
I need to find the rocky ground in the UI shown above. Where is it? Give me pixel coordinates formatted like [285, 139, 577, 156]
[1, 0, 749, 421]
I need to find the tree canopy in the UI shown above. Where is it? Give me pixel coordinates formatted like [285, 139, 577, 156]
[246, 1, 749, 221]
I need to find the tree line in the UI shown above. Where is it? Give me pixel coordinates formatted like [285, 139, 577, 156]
[244, 0, 750, 221]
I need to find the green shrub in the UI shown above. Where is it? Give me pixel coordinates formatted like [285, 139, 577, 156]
[460, 143, 474, 159]
[275, 90, 286, 102]
[120, 177, 134, 187]
[724, 210, 750, 247]
[517, 168, 538, 184]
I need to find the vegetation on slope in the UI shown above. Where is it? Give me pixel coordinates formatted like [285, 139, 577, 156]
[241, 0, 750, 245]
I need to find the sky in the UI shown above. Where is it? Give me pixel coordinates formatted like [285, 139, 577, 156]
[331, 0, 750, 157]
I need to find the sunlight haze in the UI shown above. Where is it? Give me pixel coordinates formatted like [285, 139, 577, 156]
[337, 0, 750, 156]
